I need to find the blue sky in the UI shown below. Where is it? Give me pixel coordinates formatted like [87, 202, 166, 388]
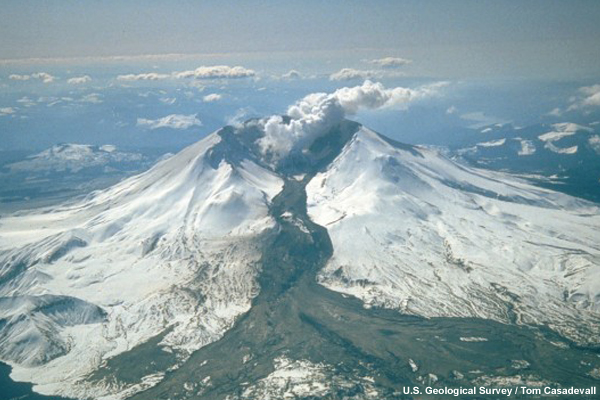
[1, 1, 600, 153]
[2, 0, 600, 79]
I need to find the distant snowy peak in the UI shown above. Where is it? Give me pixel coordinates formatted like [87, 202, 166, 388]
[468, 121, 597, 157]
[307, 126, 600, 345]
[536, 123, 594, 154]
[537, 122, 593, 142]
[6, 143, 145, 173]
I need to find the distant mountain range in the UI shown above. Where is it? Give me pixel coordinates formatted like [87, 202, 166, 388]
[0, 144, 167, 209]
[450, 121, 600, 202]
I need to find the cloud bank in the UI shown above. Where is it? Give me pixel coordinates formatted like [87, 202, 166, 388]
[117, 73, 171, 81]
[203, 93, 222, 102]
[0, 107, 16, 116]
[281, 70, 301, 80]
[579, 84, 600, 107]
[9, 72, 55, 83]
[368, 57, 412, 68]
[257, 80, 447, 160]
[116, 65, 256, 83]
[329, 68, 378, 81]
[329, 68, 406, 81]
[80, 93, 103, 104]
[137, 114, 202, 130]
[67, 75, 92, 84]
[567, 84, 600, 111]
[174, 65, 255, 79]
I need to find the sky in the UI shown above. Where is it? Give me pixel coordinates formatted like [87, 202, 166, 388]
[1, 0, 600, 79]
[1, 1, 600, 154]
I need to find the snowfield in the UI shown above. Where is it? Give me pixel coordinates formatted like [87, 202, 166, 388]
[0, 132, 283, 399]
[307, 127, 600, 344]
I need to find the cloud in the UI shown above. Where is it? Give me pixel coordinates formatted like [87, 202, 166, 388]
[117, 73, 171, 81]
[368, 57, 412, 68]
[116, 65, 255, 83]
[567, 84, 600, 111]
[67, 75, 92, 84]
[579, 84, 600, 107]
[203, 93, 222, 102]
[226, 107, 256, 126]
[547, 107, 562, 117]
[281, 70, 301, 80]
[329, 67, 406, 81]
[257, 80, 447, 160]
[80, 93, 103, 104]
[159, 97, 176, 105]
[174, 65, 255, 79]
[8, 74, 30, 81]
[9, 72, 55, 83]
[137, 114, 202, 130]
[16, 96, 36, 107]
[31, 72, 55, 83]
[589, 135, 600, 154]
[0, 107, 16, 116]
[329, 68, 378, 81]
[459, 111, 509, 128]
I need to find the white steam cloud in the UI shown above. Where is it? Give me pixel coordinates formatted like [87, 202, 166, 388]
[257, 80, 447, 160]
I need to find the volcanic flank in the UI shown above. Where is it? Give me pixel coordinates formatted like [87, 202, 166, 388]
[1, 83, 600, 399]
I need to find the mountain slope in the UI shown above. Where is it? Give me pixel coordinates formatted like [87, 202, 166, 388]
[307, 127, 600, 344]
[0, 130, 282, 399]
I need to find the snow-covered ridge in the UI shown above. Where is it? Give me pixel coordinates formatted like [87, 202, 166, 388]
[476, 138, 506, 147]
[537, 123, 592, 154]
[0, 130, 283, 398]
[307, 127, 600, 344]
[6, 143, 145, 173]
[537, 122, 592, 142]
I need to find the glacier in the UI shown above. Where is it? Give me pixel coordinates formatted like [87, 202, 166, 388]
[307, 126, 600, 344]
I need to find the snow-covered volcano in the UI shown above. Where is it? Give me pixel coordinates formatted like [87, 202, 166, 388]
[0, 126, 283, 398]
[1, 93, 600, 399]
